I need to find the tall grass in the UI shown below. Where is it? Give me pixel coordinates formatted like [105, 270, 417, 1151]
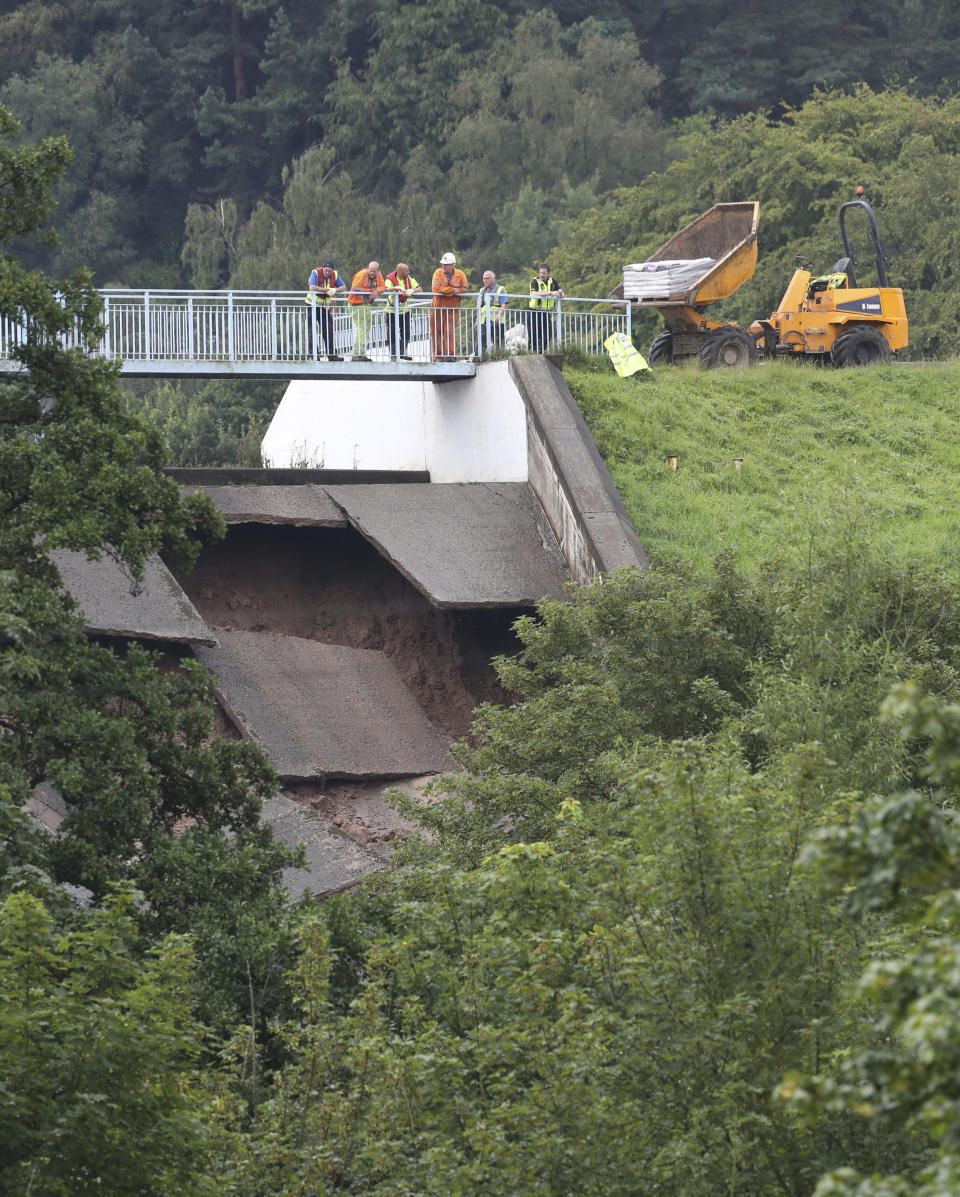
[565, 358, 960, 572]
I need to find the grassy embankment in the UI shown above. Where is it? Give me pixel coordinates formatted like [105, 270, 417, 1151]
[564, 358, 960, 573]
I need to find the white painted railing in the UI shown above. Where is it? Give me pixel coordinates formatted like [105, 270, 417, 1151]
[0, 290, 631, 374]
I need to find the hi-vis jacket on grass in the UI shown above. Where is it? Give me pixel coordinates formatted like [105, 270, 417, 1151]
[604, 332, 651, 377]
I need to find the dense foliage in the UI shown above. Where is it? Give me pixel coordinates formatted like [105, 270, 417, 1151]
[0, 105, 299, 1181]
[207, 545, 960, 1193]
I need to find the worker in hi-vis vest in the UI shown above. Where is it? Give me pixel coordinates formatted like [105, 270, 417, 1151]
[305, 260, 346, 359]
[384, 263, 422, 360]
[430, 252, 468, 361]
[477, 270, 508, 356]
[527, 264, 564, 353]
[348, 261, 385, 361]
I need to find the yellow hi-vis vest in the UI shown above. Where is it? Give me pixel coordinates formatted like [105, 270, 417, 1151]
[603, 332, 650, 377]
[305, 267, 339, 306]
[479, 285, 507, 323]
[384, 272, 420, 301]
[529, 276, 557, 310]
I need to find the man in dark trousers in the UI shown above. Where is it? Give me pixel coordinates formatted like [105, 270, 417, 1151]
[527, 264, 564, 353]
[384, 262, 422, 359]
[306, 260, 346, 359]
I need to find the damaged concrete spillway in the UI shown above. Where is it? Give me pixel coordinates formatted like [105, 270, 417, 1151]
[61, 358, 646, 896]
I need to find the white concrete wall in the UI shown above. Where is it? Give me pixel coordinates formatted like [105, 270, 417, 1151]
[261, 361, 528, 482]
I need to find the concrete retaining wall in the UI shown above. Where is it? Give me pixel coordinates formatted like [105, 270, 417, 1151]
[509, 357, 648, 581]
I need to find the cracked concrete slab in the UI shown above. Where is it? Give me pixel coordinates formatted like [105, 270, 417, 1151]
[195, 629, 453, 780]
[326, 482, 571, 607]
[262, 794, 385, 897]
[182, 484, 348, 526]
[52, 549, 216, 645]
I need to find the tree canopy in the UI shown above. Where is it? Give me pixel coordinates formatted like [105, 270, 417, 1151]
[0, 102, 297, 1051]
[1, 0, 959, 289]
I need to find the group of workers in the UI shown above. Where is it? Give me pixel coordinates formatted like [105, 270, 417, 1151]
[306, 252, 564, 362]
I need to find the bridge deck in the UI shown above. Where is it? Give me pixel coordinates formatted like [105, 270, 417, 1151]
[0, 356, 476, 381]
[116, 359, 478, 380]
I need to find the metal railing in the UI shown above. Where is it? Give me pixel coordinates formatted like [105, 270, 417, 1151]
[0, 289, 631, 374]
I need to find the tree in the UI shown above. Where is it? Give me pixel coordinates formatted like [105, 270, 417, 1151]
[438, 11, 668, 269]
[2, 53, 146, 280]
[182, 145, 449, 290]
[0, 103, 298, 1036]
[0, 886, 216, 1196]
[216, 742, 903, 1195]
[781, 683, 960, 1194]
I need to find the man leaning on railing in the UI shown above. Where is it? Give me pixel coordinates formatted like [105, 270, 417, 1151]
[384, 263, 422, 360]
[306, 260, 346, 360]
[348, 261, 385, 361]
[477, 270, 508, 357]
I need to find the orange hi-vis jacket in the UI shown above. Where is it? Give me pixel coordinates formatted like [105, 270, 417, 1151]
[349, 267, 385, 304]
[430, 267, 468, 359]
[431, 267, 468, 305]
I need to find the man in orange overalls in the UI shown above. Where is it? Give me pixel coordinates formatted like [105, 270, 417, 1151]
[430, 252, 468, 361]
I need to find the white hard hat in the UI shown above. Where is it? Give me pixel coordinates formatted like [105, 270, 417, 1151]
[440, 252, 456, 265]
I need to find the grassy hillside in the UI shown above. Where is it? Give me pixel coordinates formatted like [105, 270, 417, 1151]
[565, 359, 960, 573]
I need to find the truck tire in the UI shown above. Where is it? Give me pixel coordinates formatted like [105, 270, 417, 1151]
[830, 324, 892, 366]
[698, 325, 757, 368]
[648, 330, 674, 365]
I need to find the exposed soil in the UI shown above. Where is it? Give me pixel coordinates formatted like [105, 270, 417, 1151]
[166, 524, 525, 743]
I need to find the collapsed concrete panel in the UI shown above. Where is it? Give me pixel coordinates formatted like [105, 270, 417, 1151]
[182, 484, 348, 526]
[326, 482, 571, 608]
[52, 549, 216, 645]
[166, 524, 522, 742]
[262, 794, 385, 898]
[195, 629, 453, 780]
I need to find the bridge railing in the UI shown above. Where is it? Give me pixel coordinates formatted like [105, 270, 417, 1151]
[0, 289, 632, 369]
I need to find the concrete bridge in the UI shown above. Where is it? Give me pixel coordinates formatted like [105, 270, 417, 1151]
[0, 288, 630, 379]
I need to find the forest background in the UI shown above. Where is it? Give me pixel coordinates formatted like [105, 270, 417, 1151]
[3, 0, 960, 462]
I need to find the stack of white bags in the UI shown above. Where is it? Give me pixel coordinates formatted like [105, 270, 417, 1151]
[623, 257, 717, 300]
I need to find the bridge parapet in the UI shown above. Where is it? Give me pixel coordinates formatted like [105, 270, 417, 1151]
[0, 289, 630, 379]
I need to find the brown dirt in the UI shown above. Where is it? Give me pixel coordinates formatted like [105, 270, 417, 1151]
[165, 524, 524, 743]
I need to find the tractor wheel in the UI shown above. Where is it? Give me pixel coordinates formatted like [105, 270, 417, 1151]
[698, 325, 757, 368]
[648, 330, 674, 365]
[830, 324, 892, 366]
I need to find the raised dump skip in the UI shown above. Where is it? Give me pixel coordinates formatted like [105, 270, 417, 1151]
[649, 201, 758, 264]
[617, 201, 760, 311]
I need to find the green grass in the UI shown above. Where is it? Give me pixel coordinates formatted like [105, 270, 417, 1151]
[564, 358, 960, 573]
